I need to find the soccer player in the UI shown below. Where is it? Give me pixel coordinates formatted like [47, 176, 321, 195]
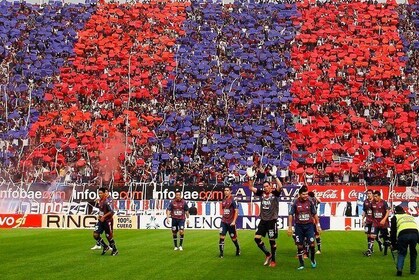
[370, 190, 391, 256]
[288, 185, 321, 270]
[308, 191, 322, 254]
[166, 189, 189, 251]
[219, 185, 240, 258]
[362, 189, 382, 256]
[91, 188, 112, 250]
[93, 187, 118, 256]
[290, 193, 308, 259]
[390, 205, 418, 276]
[246, 165, 283, 267]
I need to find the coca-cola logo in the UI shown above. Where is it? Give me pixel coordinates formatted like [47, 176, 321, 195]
[313, 189, 338, 199]
[348, 190, 357, 198]
[349, 190, 364, 199]
[389, 191, 417, 200]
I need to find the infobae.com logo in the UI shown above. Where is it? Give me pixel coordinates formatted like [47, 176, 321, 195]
[0, 188, 66, 200]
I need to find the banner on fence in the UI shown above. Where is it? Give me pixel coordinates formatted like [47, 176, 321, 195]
[41, 214, 138, 229]
[0, 214, 42, 228]
[1, 182, 417, 216]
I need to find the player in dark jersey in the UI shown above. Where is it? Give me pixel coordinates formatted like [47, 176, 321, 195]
[308, 191, 322, 254]
[247, 165, 283, 268]
[362, 189, 383, 256]
[166, 189, 189, 251]
[290, 193, 308, 259]
[91, 188, 112, 250]
[93, 187, 118, 256]
[219, 185, 240, 258]
[370, 190, 391, 256]
[288, 185, 321, 270]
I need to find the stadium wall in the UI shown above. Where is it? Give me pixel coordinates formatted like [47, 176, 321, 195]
[1, 182, 417, 216]
[2, 213, 418, 230]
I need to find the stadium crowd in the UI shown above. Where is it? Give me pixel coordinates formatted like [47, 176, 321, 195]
[0, 0, 418, 188]
[289, 0, 419, 186]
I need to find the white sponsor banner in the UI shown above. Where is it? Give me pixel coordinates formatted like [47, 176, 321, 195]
[42, 214, 98, 229]
[139, 215, 319, 230]
[329, 217, 419, 231]
[240, 216, 290, 230]
[41, 215, 137, 229]
[139, 215, 223, 230]
[114, 216, 138, 229]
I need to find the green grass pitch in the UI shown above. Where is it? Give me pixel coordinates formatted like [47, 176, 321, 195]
[0, 229, 404, 280]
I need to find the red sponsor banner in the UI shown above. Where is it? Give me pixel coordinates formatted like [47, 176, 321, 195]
[387, 188, 418, 201]
[0, 214, 42, 228]
[310, 186, 418, 202]
[345, 217, 352, 231]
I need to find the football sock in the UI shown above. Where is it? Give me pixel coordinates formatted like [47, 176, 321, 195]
[109, 239, 117, 250]
[298, 247, 305, 266]
[383, 239, 390, 255]
[232, 239, 240, 250]
[173, 234, 178, 247]
[368, 237, 374, 252]
[254, 238, 270, 256]
[179, 234, 184, 247]
[310, 246, 315, 263]
[376, 237, 382, 248]
[219, 238, 225, 253]
[269, 240, 277, 261]
[316, 237, 321, 251]
[98, 238, 107, 248]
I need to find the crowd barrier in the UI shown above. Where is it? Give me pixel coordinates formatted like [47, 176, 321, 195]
[2, 213, 418, 231]
[1, 183, 417, 230]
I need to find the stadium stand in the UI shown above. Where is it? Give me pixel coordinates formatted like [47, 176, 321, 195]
[289, 0, 418, 186]
[0, 0, 417, 188]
